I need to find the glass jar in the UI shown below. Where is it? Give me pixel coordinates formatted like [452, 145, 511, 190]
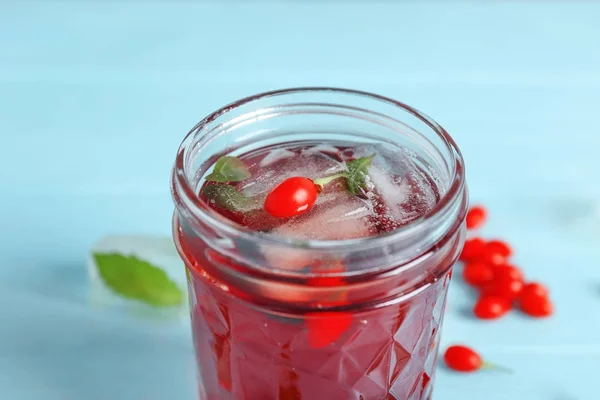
[171, 88, 468, 400]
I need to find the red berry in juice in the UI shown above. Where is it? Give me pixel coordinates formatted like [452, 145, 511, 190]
[177, 142, 460, 399]
[305, 311, 354, 349]
[264, 176, 318, 218]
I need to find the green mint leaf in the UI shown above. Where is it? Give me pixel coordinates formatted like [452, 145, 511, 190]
[93, 253, 183, 307]
[202, 184, 258, 212]
[345, 154, 375, 195]
[205, 156, 251, 182]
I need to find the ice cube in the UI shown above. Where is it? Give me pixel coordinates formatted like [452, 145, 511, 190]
[365, 149, 438, 229]
[258, 148, 295, 167]
[358, 143, 417, 176]
[239, 149, 345, 197]
[87, 235, 188, 322]
[272, 194, 377, 241]
[260, 243, 316, 272]
[307, 144, 340, 154]
[370, 144, 438, 209]
[260, 190, 377, 270]
[368, 165, 411, 220]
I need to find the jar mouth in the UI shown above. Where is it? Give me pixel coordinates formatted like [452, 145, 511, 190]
[171, 87, 466, 254]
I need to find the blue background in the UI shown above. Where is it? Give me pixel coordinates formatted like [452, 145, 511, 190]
[1, 1, 599, 399]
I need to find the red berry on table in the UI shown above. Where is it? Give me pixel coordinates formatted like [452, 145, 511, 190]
[463, 261, 494, 287]
[466, 205, 487, 230]
[493, 264, 524, 282]
[307, 260, 349, 305]
[520, 282, 549, 297]
[485, 239, 513, 257]
[444, 345, 509, 373]
[264, 177, 318, 218]
[459, 237, 486, 262]
[473, 295, 512, 319]
[482, 276, 524, 300]
[519, 295, 553, 318]
[478, 250, 508, 266]
[518, 283, 553, 318]
[443, 345, 483, 372]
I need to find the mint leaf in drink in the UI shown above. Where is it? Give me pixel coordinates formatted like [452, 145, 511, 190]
[205, 156, 251, 182]
[202, 184, 258, 212]
[345, 154, 375, 195]
[93, 253, 183, 307]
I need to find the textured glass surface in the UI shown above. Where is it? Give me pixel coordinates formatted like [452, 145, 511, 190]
[188, 268, 451, 400]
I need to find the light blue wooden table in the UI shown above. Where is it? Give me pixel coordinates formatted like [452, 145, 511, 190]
[1, 2, 599, 399]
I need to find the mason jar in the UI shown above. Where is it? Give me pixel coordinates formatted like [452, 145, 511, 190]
[171, 88, 468, 400]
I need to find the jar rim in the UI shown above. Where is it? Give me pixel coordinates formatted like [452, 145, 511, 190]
[171, 86, 466, 254]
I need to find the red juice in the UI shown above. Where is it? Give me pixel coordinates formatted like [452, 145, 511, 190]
[174, 141, 465, 399]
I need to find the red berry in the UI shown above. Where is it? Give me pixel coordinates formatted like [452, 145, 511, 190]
[307, 261, 349, 306]
[463, 262, 494, 287]
[305, 312, 353, 349]
[473, 295, 512, 319]
[308, 260, 345, 286]
[308, 274, 345, 288]
[478, 250, 508, 266]
[518, 283, 553, 318]
[485, 240, 513, 257]
[264, 177, 318, 218]
[459, 237, 486, 262]
[493, 264, 524, 282]
[444, 345, 510, 374]
[444, 345, 482, 372]
[466, 206, 487, 230]
[521, 282, 549, 297]
[482, 277, 524, 300]
[519, 295, 553, 318]
[214, 334, 232, 390]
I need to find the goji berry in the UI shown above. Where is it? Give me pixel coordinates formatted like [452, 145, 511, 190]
[473, 295, 512, 319]
[518, 282, 553, 318]
[493, 264, 524, 282]
[308, 260, 346, 287]
[444, 345, 509, 373]
[482, 276, 524, 300]
[485, 239, 513, 257]
[264, 177, 318, 218]
[478, 250, 508, 266]
[443, 345, 482, 372]
[520, 282, 548, 297]
[466, 206, 487, 230]
[460, 237, 486, 262]
[305, 312, 353, 349]
[463, 261, 495, 287]
[214, 334, 232, 390]
[308, 260, 349, 306]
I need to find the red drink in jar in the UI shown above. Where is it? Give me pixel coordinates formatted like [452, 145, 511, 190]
[171, 88, 467, 399]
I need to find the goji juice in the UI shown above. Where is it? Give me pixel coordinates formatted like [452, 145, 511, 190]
[174, 141, 461, 400]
